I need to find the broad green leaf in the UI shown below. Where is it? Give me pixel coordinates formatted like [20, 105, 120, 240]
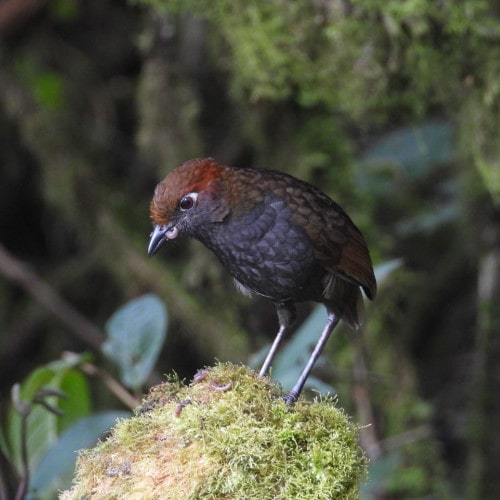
[31, 411, 131, 496]
[7, 362, 91, 472]
[361, 451, 403, 499]
[8, 367, 59, 471]
[361, 120, 454, 177]
[374, 259, 403, 284]
[57, 370, 91, 433]
[103, 294, 168, 390]
[357, 120, 454, 196]
[272, 306, 329, 381]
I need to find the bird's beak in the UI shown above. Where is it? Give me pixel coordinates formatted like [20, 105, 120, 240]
[148, 224, 169, 256]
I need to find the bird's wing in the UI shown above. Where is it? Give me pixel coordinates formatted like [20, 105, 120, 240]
[315, 214, 376, 300]
[289, 187, 376, 301]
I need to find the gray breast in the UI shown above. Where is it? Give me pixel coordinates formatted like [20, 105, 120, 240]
[202, 195, 320, 302]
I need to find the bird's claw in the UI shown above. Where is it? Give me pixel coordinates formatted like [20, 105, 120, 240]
[283, 391, 299, 406]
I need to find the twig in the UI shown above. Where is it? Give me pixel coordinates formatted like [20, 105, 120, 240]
[352, 334, 382, 460]
[0, 242, 104, 350]
[379, 425, 431, 452]
[78, 361, 139, 410]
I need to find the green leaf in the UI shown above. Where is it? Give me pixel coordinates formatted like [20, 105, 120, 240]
[363, 120, 453, 175]
[102, 294, 168, 390]
[361, 451, 403, 498]
[374, 259, 403, 284]
[7, 361, 91, 471]
[8, 367, 59, 471]
[253, 306, 336, 395]
[31, 411, 131, 495]
[57, 370, 91, 433]
[357, 120, 454, 195]
[272, 306, 329, 383]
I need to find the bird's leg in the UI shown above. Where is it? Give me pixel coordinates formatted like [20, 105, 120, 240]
[258, 302, 296, 378]
[284, 311, 340, 405]
[258, 324, 286, 378]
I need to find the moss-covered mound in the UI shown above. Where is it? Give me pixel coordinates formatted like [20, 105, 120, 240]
[61, 363, 366, 499]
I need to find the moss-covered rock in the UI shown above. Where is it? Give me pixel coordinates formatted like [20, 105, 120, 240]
[61, 363, 366, 499]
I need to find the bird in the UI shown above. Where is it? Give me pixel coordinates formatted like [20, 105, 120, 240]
[148, 157, 376, 404]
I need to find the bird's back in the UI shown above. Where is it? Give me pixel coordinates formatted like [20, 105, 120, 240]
[195, 166, 376, 328]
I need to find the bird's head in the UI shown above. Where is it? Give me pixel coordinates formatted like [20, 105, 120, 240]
[148, 158, 232, 256]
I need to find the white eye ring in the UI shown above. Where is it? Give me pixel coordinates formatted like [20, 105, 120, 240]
[166, 226, 179, 239]
[179, 192, 198, 211]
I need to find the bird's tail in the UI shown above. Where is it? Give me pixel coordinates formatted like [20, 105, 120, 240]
[324, 277, 365, 330]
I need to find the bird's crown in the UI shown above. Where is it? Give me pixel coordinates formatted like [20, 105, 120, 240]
[150, 158, 225, 226]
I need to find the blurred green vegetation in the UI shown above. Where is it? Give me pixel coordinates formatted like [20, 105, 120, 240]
[0, 0, 499, 497]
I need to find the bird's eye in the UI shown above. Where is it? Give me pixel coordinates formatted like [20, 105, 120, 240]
[179, 192, 198, 211]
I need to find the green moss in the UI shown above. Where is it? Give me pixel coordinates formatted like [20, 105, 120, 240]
[134, 0, 496, 122]
[61, 363, 366, 499]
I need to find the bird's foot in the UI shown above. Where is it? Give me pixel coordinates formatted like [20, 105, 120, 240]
[283, 390, 299, 406]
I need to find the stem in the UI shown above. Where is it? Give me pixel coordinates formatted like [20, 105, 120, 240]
[14, 413, 30, 500]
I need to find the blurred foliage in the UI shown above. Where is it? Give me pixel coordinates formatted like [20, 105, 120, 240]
[15, 60, 66, 112]
[6, 360, 90, 472]
[0, 0, 499, 498]
[31, 411, 130, 496]
[0, 292, 168, 497]
[0, 357, 92, 498]
[103, 294, 168, 392]
[137, 0, 496, 120]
